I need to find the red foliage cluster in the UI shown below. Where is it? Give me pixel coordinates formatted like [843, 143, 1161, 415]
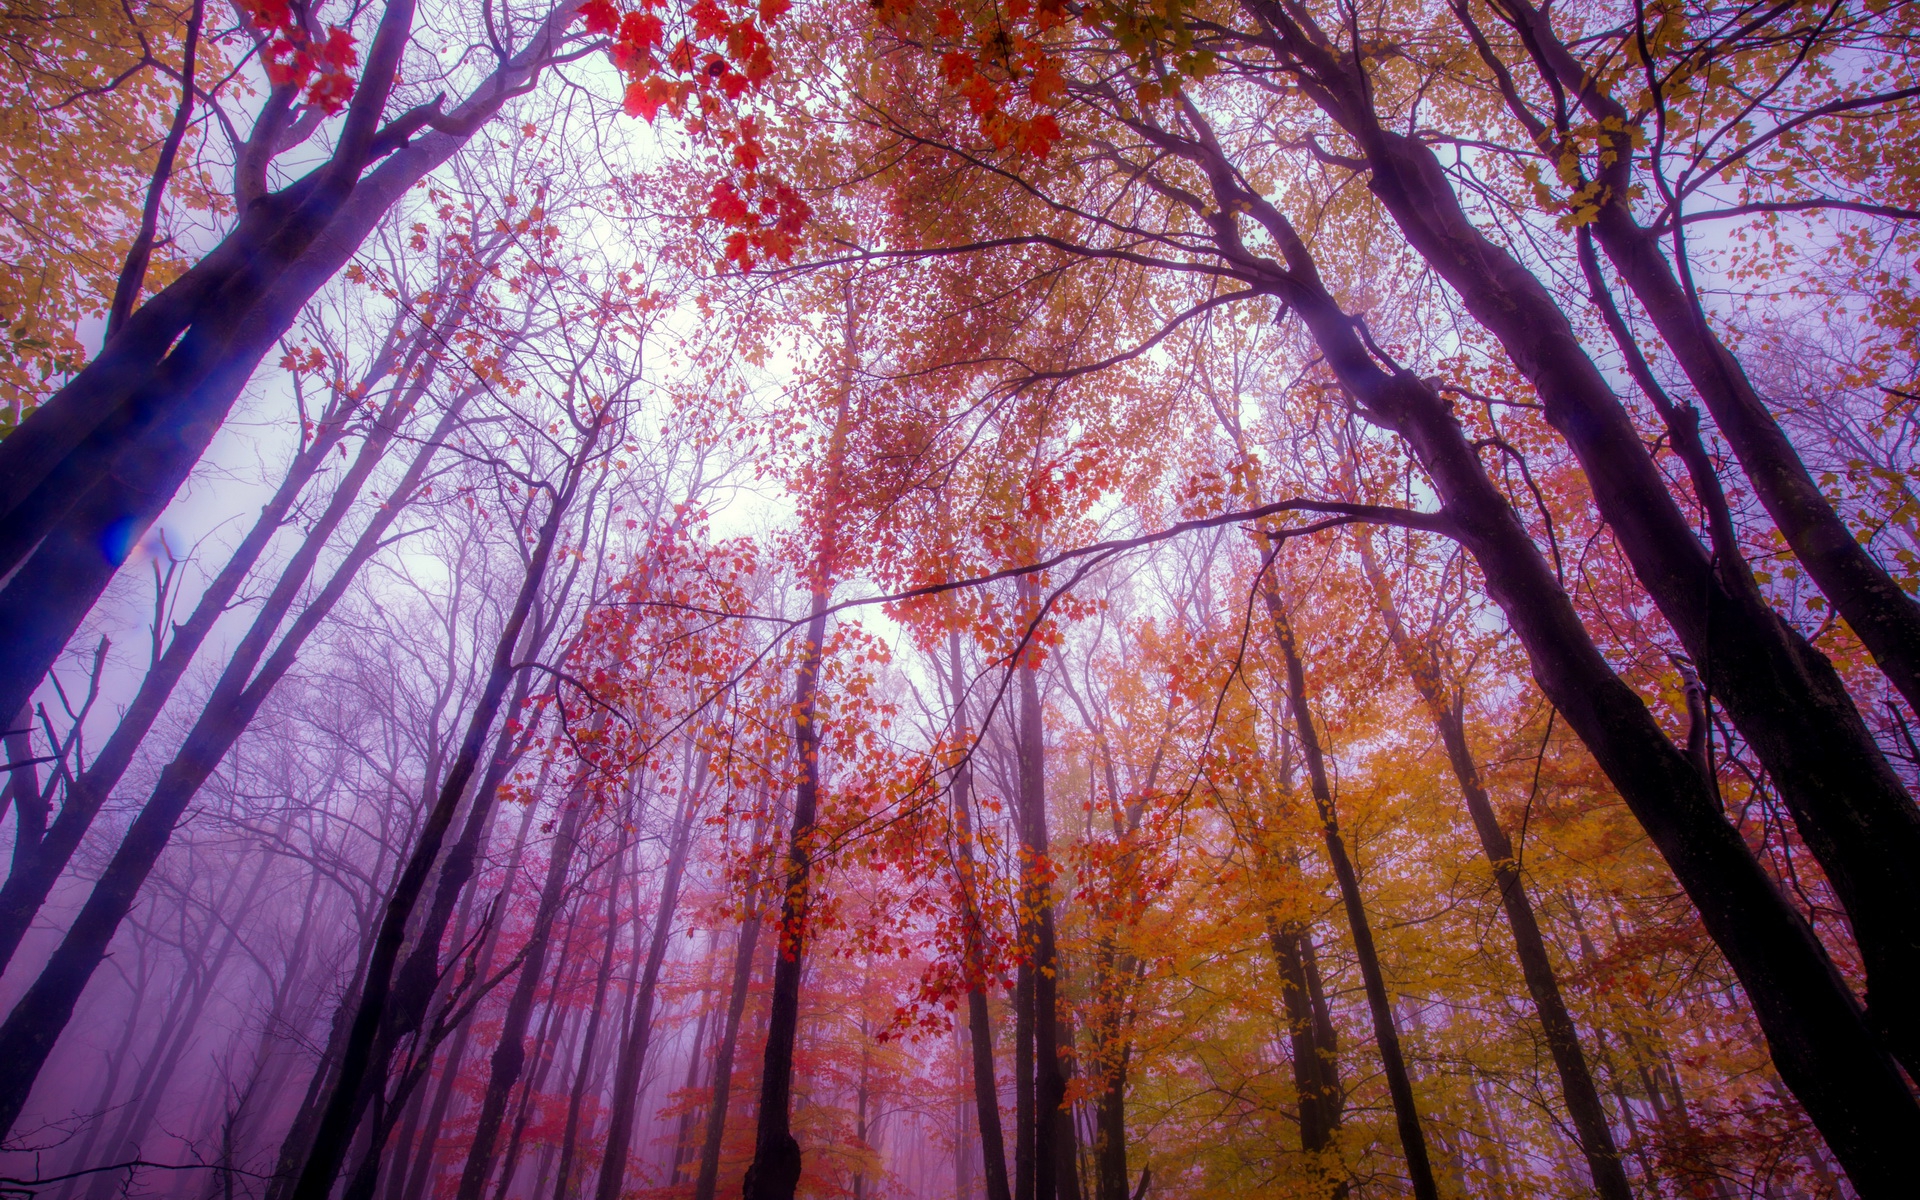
[581, 0, 811, 269]
[237, 0, 360, 113]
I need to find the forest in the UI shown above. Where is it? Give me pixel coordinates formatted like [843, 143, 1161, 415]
[1, 0, 1917, 1196]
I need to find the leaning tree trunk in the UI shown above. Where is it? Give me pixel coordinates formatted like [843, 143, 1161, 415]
[0, 391, 472, 1141]
[592, 777, 702, 1200]
[552, 820, 632, 1200]
[453, 781, 590, 1200]
[0, 0, 573, 684]
[1497, 0, 1920, 725]
[691, 860, 767, 1200]
[1155, 132, 1920, 1192]
[287, 408, 608, 1200]
[1251, 21, 1920, 1082]
[1355, 527, 1635, 1200]
[0, 322, 449, 976]
[1265, 588, 1441, 1200]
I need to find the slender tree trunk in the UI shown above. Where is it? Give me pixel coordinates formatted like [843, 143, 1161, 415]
[947, 631, 1015, 1200]
[0, 391, 473, 1141]
[103, 0, 202, 339]
[1015, 658, 1072, 1200]
[1265, 591, 1441, 1200]
[593, 778, 702, 1200]
[1266, 911, 1345, 1170]
[1222, 179, 1920, 1190]
[1015, 947, 1035, 1200]
[1253, 27, 1920, 1081]
[1355, 529, 1635, 1200]
[84, 847, 276, 1195]
[0, 357, 382, 971]
[742, 286, 864, 1200]
[554, 822, 632, 1200]
[397, 794, 543, 1200]
[693, 854, 767, 1200]
[288, 409, 608, 1200]
[670, 1003, 714, 1182]
[491, 944, 583, 1200]
[454, 783, 590, 1200]
[0, 0, 572, 621]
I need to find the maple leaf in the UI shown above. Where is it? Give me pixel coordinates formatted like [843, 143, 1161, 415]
[579, 0, 620, 35]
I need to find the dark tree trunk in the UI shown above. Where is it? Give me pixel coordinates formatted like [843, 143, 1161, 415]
[0, 0, 569, 595]
[0, 393, 471, 1141]
[947, 631, 1015, 1200]
[0, 332, 422, 975]
[593, 780, 701, 1200]
[1266, 914, 1344, 1167]
[1488, 0, 1920, 724]
[1266, 593, 1441, 1200]
[1248, 21, 1920, 1083]
[1015, 660, 1073, 1200]
[553, 822, 632, 1200]
[741, 598, 831, 1200]
[1356, 530, 1635, 1200]
[1150, 131, 1920, 1189]
[287, 408, 607, 1200]
[396, 791, 543, 1200]
[453, 785, 589, 1200]
[692, 873, 766, 1200]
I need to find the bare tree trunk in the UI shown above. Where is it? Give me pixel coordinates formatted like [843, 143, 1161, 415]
[1355, 528, 1635, 1200]
[0, 0, 574, 655]
[454, 782, 590, 1200]
[1189, 163, 1920, 1187]
[553, 821, 632, 1200]
[0, 389, 475, 1140]
[669, 1001, 713, 1183]
[287, 406, 610, 1200]
[83, 846, 277, 1193]
[1265, 589, 1440, 1200]
[692, 852, 767, 1200]
[0, 351, 384, 972]
[394, 793, 542, 1200]
[1251, 24, 1920, 1085]
[1015, 657, 1072, 1200]
[947, 631, 1014, 1200]
[593, 776, 702, 1200]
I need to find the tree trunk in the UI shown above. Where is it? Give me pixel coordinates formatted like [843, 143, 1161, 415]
[1204, 166, 1920, 1191]
[1252, 25, 1920, 1084]
[0, 391, 474, 1141]
[553, 821, 632, 1200]
[453, 782, 590, 1200]
[0, 0, 572, 597]
[287, 407, 608, 1200]
[1015, 657, 1073, 1200]
[742, 285, 865, 1200]
[396, 792, 543, 1200]
[692, 876, 766, 1200]
[83, 846, 276, 1196]
[1265, 590, 1441, 1200]
[1355, 527, 1635, 1200]
[0, 327, 425, 975]
[593, 777, 702, 1200]
[1489, 0, 1920, 724]
[947, 630, 1015, 1200]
